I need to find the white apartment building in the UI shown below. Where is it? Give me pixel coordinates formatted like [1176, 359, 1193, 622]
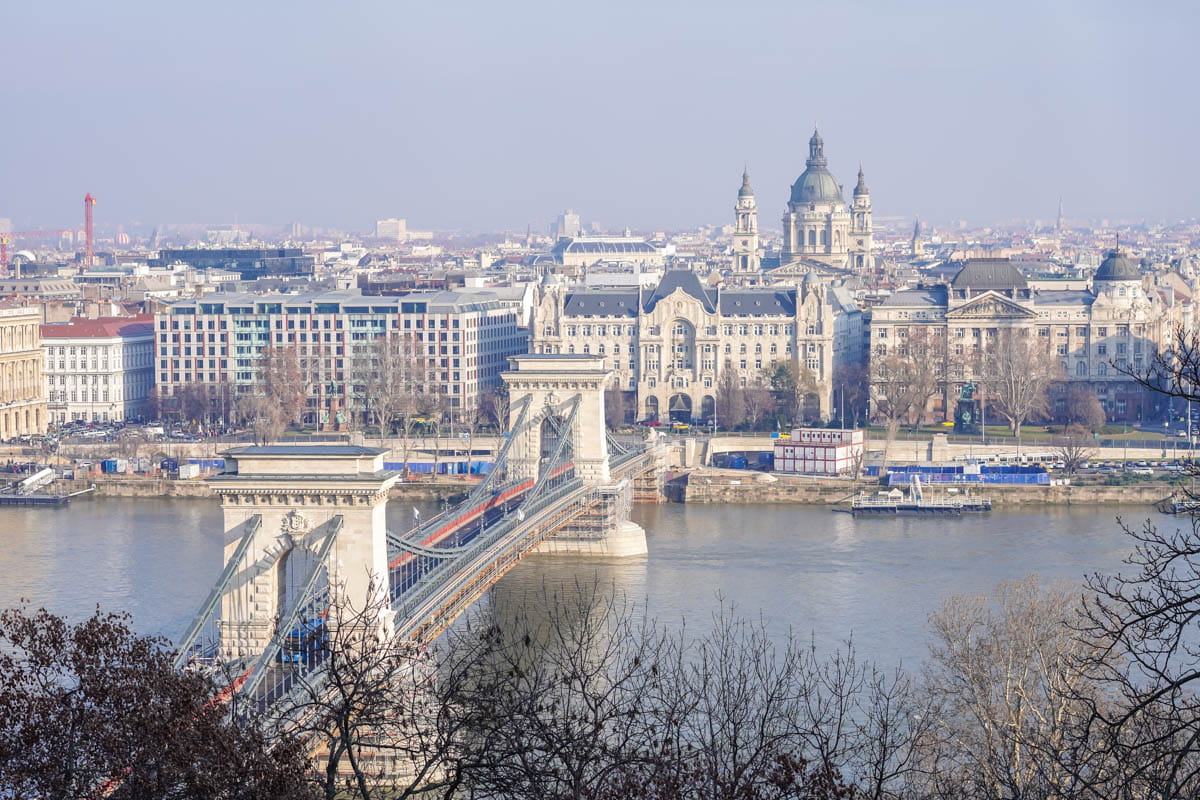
[155, 290, 528, 423]
[41, 315, 156, 424]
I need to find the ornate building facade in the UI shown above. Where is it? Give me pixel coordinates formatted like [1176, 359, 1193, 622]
[868, 253, 1193, 423]
[778, 128, 873, 272]
[0, 305, 48, 440]
[532, 270, 863, 424]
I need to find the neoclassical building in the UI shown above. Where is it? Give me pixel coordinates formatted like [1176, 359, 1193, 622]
[778, 128, 873, 273]
[531, 270, 862, 424]
[0, 305, 48, 439]
[868, 253, 1193, 423]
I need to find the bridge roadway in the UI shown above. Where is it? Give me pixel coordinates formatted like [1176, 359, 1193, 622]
[390, 448, 653, 644]
[244, 446, 656, 714]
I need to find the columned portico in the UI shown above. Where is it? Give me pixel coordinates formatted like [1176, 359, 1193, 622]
[209, 445, 399, 660]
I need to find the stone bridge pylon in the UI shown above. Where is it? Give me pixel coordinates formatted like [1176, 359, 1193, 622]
[502, 354, 648, 557]
[501, 354, 612, 486]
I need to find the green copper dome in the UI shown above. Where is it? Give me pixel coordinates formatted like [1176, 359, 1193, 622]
[789, 128, 844, 205]
[1095, 249, 1140, 281]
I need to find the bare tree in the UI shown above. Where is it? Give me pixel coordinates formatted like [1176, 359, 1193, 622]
[358, 335, 421, 438]
[145, 385, 163, 421]
[478, 385, 510, 432]
[237, 393, 286, 446]
[115, 429, 145, 463]
[277, 585, 479, 800]
[918, 576, 1102, 800]
[870, 328, 946, 469]
[1055, 431, 1096, 475]
[715, 361, 746, 430]
[1073, 516, 1200, 799]
[744, 380, 776, 431]
[980, 329, 1064, 452]
[1064, 385, 1106, 432]
[833, 362, 869, 428]
[263, 344, 309, 429]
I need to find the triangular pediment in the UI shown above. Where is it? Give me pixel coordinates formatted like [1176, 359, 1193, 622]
[945, 291, 1038, 320]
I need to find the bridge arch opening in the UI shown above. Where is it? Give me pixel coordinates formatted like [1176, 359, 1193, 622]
[539, 414, 567, 474]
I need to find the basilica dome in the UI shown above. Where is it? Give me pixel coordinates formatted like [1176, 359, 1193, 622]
[789, 128, 844, 205]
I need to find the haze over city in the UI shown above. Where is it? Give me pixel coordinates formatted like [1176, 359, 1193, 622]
[3, 0, 1197, 232]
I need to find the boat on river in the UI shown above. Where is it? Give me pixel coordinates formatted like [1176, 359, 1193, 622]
[849, 476, 991, 517]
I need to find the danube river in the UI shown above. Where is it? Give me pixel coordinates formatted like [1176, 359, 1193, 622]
[0, 498, 1167, 668]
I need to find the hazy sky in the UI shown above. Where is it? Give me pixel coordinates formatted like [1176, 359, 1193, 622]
[2, 1, 1196, 233]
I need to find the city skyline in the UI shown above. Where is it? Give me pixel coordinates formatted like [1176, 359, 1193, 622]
[2, 1, 1197, 232]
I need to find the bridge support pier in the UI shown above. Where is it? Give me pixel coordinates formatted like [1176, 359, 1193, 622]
[532, 479, 648, 557]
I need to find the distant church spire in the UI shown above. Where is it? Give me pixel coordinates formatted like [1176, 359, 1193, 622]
[854, 163, 869, 196]
[739, 163, 754, 197]
[1055, 197, 1065, 232]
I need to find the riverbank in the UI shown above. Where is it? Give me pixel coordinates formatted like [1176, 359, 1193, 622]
[681, 471, 1174, 507]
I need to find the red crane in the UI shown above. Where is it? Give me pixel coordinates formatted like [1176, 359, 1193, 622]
[84, 193, 96, 268]
[0, 229, 72, 277]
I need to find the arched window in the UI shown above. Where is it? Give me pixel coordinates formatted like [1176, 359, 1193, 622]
[1119, 287, 1126, 297]
[808, 230, 816, 246]
[1076, 361, 1087, 377]
[820, 230, 828, 246]
[1097, 362, 1108, 376]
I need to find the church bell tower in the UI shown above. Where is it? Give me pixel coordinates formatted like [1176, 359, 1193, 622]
[732, 166, 760, 273]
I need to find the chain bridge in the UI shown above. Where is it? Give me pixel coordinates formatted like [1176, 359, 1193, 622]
[174, 355, 666, 714]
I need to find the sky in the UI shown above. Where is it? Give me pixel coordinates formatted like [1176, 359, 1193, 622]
[2, 1, 1197, 234]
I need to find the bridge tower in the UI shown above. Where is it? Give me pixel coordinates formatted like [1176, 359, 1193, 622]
[502, 353, 649, 557]
[209, 445, 399, 660]
[501, 354, 613, 486]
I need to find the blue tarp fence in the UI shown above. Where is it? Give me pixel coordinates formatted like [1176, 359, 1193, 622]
[878, 464, 1050, 485]
[384, 461, 493, 475]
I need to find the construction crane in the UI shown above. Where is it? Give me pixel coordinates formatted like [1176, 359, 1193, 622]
[0, 229, 71, 277]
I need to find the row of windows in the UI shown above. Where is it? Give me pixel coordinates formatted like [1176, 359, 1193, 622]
[164, 313, 515, 332]
[878, 323, 1147, 340]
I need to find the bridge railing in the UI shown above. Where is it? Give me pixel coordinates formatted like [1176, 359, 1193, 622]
[386, 398, 582, 628]
[391, 473, 592, 642]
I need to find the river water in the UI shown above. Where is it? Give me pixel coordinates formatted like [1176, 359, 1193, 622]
[0, 498, 1166, 668]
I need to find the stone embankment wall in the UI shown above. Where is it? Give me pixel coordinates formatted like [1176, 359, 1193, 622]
[683, 472, 1172, 507]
